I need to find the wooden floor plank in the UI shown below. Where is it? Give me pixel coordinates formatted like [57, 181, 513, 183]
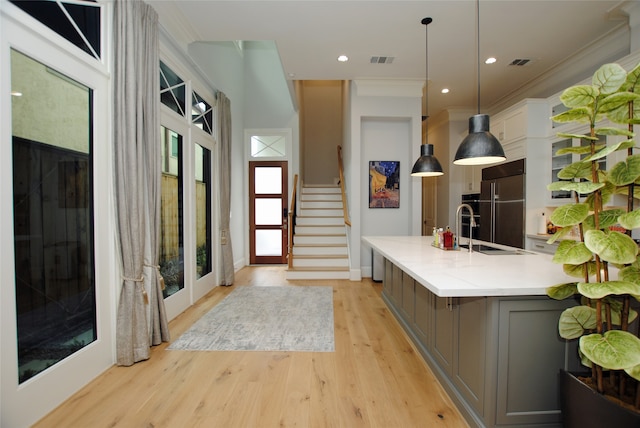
[33, 266, 469, 428]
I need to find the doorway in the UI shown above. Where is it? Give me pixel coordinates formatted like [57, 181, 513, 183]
[249, 161, 288, 264]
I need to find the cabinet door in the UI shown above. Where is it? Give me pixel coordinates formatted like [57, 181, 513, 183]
[391, 264, 403, 305]
[383, 258, 393, 297]
[413, 284, 431, 347]
[495, 298, 578, 426]
[453, 297, 487, 416]
[400, 272, 415, 323]
[432, 296, 455, 376]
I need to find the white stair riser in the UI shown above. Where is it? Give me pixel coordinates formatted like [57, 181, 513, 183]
[301, 194, 342, 201]
[301, 201, 342, 209]
[296, 226, 344, 235]
[285, 270, 350, 280]
[295, 216, 343, 226]
[299, 209, 343, 217]
[302, 187, 340, 194]
[293, 246, 347, 255]
[292, 258, 349, 268]
[294, 235, 346, 245]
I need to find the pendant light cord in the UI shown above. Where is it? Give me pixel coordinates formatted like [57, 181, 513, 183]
[476, 0, 481, 114]
[422, 17, 432, 147]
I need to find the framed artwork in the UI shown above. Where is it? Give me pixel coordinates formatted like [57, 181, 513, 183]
[369, 161, 399, 208]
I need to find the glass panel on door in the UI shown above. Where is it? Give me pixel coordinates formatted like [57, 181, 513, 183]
[11, 49, 96, 383]
[249, 162, 288, 264]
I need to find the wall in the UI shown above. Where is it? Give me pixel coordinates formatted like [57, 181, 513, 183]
[300, 81, 343, 185]
[347, 80, 423, 278]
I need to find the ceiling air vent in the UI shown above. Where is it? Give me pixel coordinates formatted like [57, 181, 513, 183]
[370, 56, 395, 64]
[509, 58, 531, 66]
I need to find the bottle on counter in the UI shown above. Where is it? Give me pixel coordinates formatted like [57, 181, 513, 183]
[443, 226, 453, 249]
[434, 227, 439, 247]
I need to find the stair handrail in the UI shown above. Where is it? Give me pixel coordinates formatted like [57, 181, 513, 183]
[337, 145, 351, 227]
[287, 174, 299, 268]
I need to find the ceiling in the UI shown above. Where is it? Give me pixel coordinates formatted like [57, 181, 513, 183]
[153, 1, 633, 117]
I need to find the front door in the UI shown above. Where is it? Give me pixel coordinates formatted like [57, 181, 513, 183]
[249, 161, 288, 264]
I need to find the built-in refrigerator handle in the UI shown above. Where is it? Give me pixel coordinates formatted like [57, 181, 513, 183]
[490, 182, 496, 243]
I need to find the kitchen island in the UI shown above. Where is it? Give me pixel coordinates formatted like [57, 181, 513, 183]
[363, 235, 581, 428]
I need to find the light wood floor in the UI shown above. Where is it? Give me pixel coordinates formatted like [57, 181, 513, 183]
[34, 266, 468, 428]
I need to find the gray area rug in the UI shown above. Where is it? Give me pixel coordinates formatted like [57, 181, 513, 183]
[168, 285, 335, 352]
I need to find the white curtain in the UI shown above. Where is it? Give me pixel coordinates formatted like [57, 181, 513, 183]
[113, 0, 169, 366]
[217, 92, 235, 285]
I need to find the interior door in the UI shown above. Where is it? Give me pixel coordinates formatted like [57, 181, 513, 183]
[249, 161, 288, 264]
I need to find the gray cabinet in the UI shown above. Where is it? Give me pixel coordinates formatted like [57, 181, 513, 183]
[381, 257, 576, 428]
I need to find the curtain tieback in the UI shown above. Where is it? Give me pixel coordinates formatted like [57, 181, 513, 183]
[144, 263, 166, 291]
[122, 274, 149, 305]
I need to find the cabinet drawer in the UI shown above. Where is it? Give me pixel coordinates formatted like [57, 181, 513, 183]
[529, 239, 557, 255]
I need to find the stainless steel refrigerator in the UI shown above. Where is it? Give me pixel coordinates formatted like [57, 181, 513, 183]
[478, 159, 525, 249]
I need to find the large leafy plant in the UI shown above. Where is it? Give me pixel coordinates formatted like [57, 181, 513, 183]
[546, 61, 640, 409]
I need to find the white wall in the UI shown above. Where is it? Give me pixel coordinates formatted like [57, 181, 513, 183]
[347, 80, 423, 278]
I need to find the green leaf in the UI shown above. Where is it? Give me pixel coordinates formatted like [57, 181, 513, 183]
[608, 154, 640, 186]
[625, 364, 640, 382]
[550, 203, 590, 227]
[583, 141, 634, 162]
[547, 226, 574, 244]
[622, 62, 640, 92]
[584, 230, 639, 264]
[597, 208, 625, 229]
[618, 209, 640, 230]
[619, 265, 640, 285]
[547, 282, 578, 300]
[594, 127, 635, 137]
[560, 85, 598, 108]
[599, 92, 640, 114]
[585, 181, 615, 208]
[563, 261, 597, 278]
[552, 241, 593, 265]
[580, 330, 640, 370]
[556, 132, 599, 141]
[546, 181, 603, 194]
[551, 107, 592, 124]
[558, 161, 593, 180]
[559, 306, 597, 340]
[577, 280, 640, 299]
[556, 144, 604, 155]
[592, 63, 627, 95]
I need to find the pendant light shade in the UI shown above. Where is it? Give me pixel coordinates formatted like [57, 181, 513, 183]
[454, 114, 505, 165]
[411, 17, 443, 177]
[453, 0, 506, 166]
[412, 143, 443, 177]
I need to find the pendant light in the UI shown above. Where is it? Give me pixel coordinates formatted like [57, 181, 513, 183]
[453, 0, 506, 166]
[411, 17, 444, 177]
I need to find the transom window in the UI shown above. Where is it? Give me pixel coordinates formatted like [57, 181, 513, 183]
[9, 0, 101, 60]
[192, 91, 213, 134]
[160, 61, 186, 116]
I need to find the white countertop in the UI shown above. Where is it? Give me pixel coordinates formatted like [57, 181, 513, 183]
[363, 235, 573, 298]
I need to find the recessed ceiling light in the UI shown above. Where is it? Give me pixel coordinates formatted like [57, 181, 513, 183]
[11, 91, 22, 96]
[337, 55, 349, 62]
[485, 57, 497, 64]
[441, 88, 450, 94]
[288, 73, 295, 78]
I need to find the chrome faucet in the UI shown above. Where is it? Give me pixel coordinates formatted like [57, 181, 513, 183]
[456, 203, 477, 252]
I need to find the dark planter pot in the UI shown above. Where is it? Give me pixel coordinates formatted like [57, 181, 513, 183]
[560, 369, 640, 428]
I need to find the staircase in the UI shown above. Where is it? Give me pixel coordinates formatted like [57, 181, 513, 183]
[285, 185, 350, 280]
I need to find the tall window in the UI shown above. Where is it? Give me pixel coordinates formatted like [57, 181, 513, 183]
[195, 144, 212, 278]
[160, 126, 184, 298]
[11, 49, 96, 383]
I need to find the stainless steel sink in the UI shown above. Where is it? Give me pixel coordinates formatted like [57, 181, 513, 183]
[459, 244, 533, 255]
